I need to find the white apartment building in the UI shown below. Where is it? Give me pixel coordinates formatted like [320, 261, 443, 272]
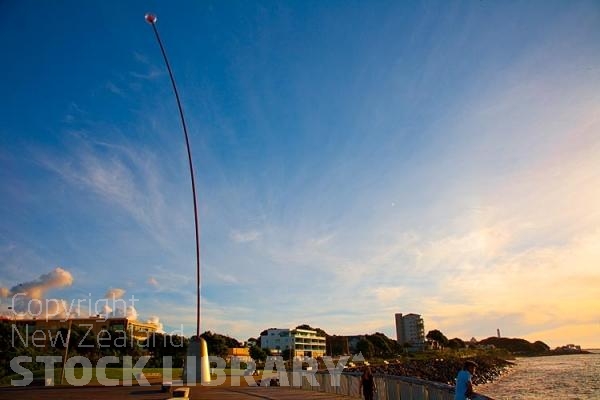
[260, 328, 326, 358]
[395, 313, 425, 347]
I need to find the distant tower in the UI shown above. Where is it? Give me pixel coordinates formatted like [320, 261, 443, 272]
[395, 313, 404, 343]
[395, 313, 425, 347]
[497, 328, 501, 338]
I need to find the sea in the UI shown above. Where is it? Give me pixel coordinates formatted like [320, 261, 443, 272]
[476, 350, 600, 399]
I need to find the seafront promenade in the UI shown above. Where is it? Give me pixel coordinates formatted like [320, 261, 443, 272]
[0, 372, 493, 400]
[0, 384, 351, 400]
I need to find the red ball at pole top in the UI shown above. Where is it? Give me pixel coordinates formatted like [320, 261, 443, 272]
[145, 13, 157, 24]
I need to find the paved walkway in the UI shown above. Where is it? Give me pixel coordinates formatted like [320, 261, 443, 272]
[0, 384, 355, 400]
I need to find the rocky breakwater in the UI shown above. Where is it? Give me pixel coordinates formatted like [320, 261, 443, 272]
[346, 355, 513, 386]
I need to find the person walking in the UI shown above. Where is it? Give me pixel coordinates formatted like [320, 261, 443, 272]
[454, 360, 477, 400]
[358, 366, 376, 400]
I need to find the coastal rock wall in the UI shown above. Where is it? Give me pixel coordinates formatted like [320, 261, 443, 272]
[345, 355, 513, 386]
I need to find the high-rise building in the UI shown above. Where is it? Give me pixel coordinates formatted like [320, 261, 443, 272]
[395, 313, 425, 347]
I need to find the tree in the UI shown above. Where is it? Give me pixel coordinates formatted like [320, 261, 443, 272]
[281, 348, 294, 361]
[315, 328, 328, 337]
[249, 345, 267, 362]
[447, 338, 466, 349]
[533, 341, 550, 353]
[201, 331, 240, 359]
[0, 322, 62, 377]
[145, 333, 188, 368]
[367, 333, 391, 357]
[329, 335, 349, 356]
[296, 324, 328, 337]
[479, 337, 551, 355]
[355, 339, 375, 358]
[426, 329, 449, 347]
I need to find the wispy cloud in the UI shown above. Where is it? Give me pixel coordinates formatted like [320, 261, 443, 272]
[204, 92, 600, 345]
[35, 133, 188, 251]
[130, 67, 164, 80]
[229, 229, 261, 243]
[213, 272, 240, 285]
[62, 102, 87, 124]
[133, 51, 149, 64]
[143, 265, 194, 294]
[105, 81, 124, 96]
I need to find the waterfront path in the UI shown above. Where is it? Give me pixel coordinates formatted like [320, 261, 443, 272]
[0, 384, 354, 400]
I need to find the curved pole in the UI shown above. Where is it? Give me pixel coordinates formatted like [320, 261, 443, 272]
[145, 13, 201, 339]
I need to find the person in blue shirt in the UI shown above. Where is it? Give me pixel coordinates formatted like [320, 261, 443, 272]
[454, 360, 478, 400]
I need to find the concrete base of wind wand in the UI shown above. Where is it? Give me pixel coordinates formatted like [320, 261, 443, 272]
[183, 337, 211, 384]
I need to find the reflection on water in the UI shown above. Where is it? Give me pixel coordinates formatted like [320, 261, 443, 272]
[477, 352, 600, 400]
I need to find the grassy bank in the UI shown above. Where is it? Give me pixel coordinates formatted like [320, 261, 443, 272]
[0, 367, 262, 386]
[1, 367, 183, 386]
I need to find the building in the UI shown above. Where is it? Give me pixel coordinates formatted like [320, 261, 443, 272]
[395, 313, 425, 348]
[227, 347, 252, 363]
[260, 328, 326, 358]
[5, 316, 160, 347]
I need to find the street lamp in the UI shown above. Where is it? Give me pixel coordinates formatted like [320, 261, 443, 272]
[145, 13, 209, 384]
[144, 12, 201, 340]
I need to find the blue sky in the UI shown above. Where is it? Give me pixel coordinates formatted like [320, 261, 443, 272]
[1, 1, 600, 348]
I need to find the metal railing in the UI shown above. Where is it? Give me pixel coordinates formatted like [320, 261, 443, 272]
[280, 371, 493, 400]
